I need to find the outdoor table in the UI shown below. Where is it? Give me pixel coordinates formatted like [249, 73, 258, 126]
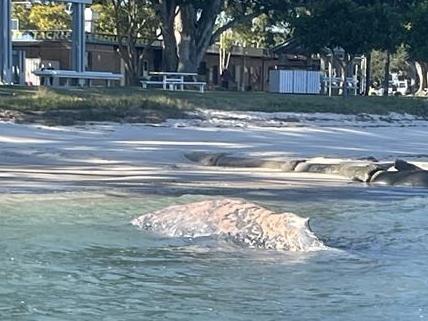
[149, 71, 198, 91]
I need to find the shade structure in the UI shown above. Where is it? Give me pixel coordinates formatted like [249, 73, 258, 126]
[0, 0, 91, 84]
[71, 2, 86, 72]
[0, 0, 12, 84]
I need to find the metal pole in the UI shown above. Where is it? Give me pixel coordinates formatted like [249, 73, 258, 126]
[0, 0, 12, 84]
[71, 2, 85, 72]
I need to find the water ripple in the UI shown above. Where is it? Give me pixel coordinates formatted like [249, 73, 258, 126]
[1, 193, 428, 321]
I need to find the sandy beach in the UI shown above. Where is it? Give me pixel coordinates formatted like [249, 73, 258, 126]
[1, 112, 427, 198]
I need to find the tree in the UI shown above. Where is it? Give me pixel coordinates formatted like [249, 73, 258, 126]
[12, 3, 71, 30]
[370, 50, 385, 85]
[28, 4, 71, 30]
[406, 0, 428, 94]
[153, 0, 293, 72]
[217, 14, 285, 75]
[218, 30, 234, 75]
[91, 3, 116, 33]
[12, 4, 33, 30]
[370, 46, 411, 88]
[232, 14, 286, 48]
[293, 0, 411, 96]
[92, 0, 160, 85]
[293, 0, 376, 96]
[368, 1, 405, 96]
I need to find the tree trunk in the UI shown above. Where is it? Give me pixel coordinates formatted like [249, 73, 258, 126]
[158, 0, 178, 71]
[406, 61, 417, 94]
[219, 45, 223, 75]
[341, 58, 348, 97]
[115, 20, 142, 86]
[158, 0, 261, 73]
[119, 45, 140, 86]
[158, 0, 222, 73]
[364, 52, 371, 96]
[219, 47, 231, 74]
[162, 28, 179, 71]
[175, 6, 198, 72]
[425, 63, 428, 95]
[415, 61, 427, 95]
[383, 50, 390, 96]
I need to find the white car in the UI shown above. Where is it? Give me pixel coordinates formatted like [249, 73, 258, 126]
[369, 81, 409, 96]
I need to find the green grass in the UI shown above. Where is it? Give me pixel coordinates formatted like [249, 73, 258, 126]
[1, 86, 428, 125]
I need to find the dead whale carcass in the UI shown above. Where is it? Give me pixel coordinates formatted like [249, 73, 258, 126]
[132, 199, 325, 251]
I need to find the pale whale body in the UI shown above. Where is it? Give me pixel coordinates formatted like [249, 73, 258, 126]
[132, 199, 325, 251]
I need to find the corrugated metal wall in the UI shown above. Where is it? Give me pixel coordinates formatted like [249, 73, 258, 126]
[269, 70, 321, 94]
[269, 69, 280, 92]
[306, 71, 321, 94]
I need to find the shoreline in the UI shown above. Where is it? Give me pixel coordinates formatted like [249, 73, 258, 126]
[1, 113, 428, 198]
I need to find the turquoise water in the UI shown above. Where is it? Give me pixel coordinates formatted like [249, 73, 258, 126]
[1, 193, 428, 321]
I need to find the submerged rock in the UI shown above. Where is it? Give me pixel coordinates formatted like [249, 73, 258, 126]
[294, 161, 390, 182]
[370, 160, 428, 187]
[215, 156, 303, 171]
[184, 152, 228, 166]
[184, 152, 304, 171]
[132, 198, 325, 251]
[184, 152, 389, 182]
[184, 152, 428, 188]
[394, 159, 421, 172]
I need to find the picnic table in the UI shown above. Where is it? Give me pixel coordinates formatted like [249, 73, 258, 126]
[141, 72, 206, 93]
[33, 69, 123, 87]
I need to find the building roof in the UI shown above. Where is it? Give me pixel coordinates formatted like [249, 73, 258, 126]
[272, 38, 312, 56]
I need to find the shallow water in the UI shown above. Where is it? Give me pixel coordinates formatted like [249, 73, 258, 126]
[1, 193, 428, 321]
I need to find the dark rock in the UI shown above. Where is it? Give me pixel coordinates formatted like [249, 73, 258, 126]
[184, 152, 228, 166]
[216, 156, 304, 171]
[394, 159, 421, 171]
[370, 170, 428, 187]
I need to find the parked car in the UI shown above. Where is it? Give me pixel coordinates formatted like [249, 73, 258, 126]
[369, 80, 409, 96]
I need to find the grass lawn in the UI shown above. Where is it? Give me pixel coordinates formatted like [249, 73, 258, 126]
[1, 86, 428, 125]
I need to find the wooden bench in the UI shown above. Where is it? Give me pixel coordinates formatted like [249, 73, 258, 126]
[33, 69, 123, 87]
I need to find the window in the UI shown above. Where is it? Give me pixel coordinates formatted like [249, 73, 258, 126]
[11, 19, 19, 31]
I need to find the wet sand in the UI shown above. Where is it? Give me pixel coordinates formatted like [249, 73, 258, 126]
[0, 116, 427, 199]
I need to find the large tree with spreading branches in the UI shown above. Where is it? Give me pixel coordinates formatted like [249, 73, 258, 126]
[93, 0, 160, 85]
[153, 0, 294, 72]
